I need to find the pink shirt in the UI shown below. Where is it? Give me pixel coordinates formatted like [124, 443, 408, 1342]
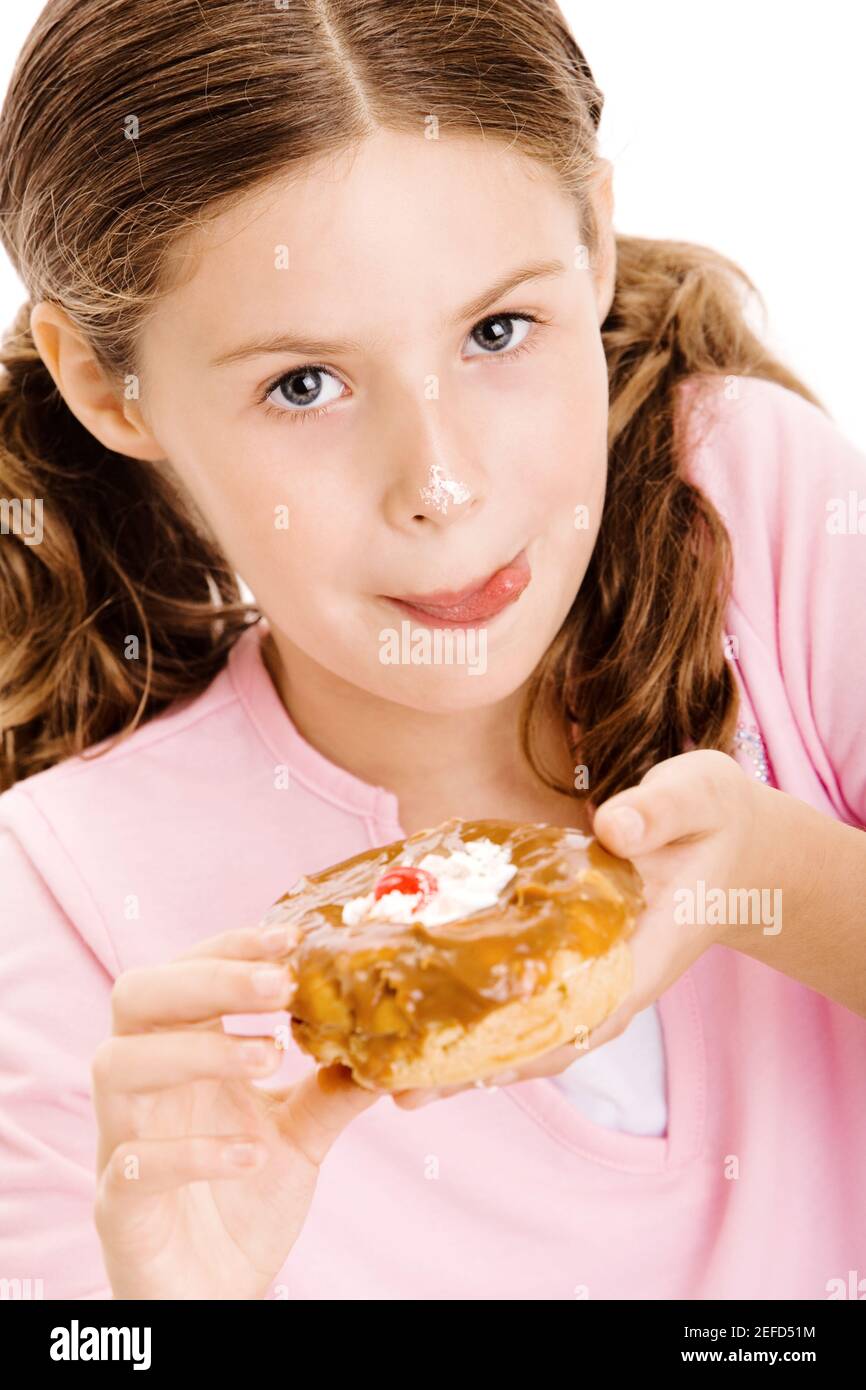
[1, 373, 865, 1300]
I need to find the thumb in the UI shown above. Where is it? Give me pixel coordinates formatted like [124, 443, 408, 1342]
[278, 1063, 384, 1166]
[583, 1000, 632, 1052]
[592, 749, 743, 858]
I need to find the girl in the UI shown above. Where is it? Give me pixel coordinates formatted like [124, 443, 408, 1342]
[0, 0, 864, 1302]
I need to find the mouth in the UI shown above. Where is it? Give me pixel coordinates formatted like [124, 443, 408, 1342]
[381, 547, 532, 627]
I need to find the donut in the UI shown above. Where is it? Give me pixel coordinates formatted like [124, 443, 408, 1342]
[259, 817, 644, 1091]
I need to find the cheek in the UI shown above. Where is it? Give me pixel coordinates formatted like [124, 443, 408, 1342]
[512, 352, 608, 597]
[558, 359, 607, 525]
[136, 365, 362, 616]
[151, 393, 351, 585]
[503, 356, 608, 533]
[229, 481, 363, 623]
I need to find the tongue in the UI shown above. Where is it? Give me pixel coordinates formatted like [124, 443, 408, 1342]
[410, 555, 530, 621]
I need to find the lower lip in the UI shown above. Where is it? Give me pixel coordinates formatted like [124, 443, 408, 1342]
[383, 549, 532, 628]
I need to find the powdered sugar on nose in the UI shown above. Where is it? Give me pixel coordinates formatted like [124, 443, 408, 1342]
[341, 837, 518, 928]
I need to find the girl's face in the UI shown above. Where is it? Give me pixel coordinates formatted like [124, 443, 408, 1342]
[134, 129, 614, 713]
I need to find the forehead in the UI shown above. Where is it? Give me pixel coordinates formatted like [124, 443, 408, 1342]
[148, 130, 577, 349]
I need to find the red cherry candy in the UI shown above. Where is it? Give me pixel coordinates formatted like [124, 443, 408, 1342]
[373, 866, 438, 909]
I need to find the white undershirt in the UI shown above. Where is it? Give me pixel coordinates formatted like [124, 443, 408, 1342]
[547, 1002, 668, 1136]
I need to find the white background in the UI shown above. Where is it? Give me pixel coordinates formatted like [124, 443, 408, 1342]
[1, 0, 863, 442]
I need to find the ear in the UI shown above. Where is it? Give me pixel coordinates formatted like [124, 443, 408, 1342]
[588, 157, 616, 323]
[29, 301, 166, 463]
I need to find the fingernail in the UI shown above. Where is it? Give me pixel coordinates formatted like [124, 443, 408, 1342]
[608, 806, 644, 851]
[252, 965, 289, 997]
[260, 925, 292, 952]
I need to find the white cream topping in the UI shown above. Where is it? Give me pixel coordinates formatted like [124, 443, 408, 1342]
[563, 831, 592, 850]
[341, 836, 518, 928]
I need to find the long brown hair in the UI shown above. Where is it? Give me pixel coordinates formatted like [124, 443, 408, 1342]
[0, 0, 823, 802]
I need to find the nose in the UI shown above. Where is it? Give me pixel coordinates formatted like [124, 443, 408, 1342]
[377, 376, 486, 531]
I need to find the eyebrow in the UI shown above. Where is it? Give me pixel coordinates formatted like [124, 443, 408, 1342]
[209, 256, 567, 367]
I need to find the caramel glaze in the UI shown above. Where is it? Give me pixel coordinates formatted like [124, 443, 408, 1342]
[261, 817, 645, 1084]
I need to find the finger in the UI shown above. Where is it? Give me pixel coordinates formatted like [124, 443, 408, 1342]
[392, 1041, 588, 1107]
[92, 1028, 282, 1162]
[273, 1064, 383, 1166]
[110, 957, 296, 1036]
[91, 1030, 284, 1096]
[95, 1132, 272, 1203]
[592, 749, 745, 857]
[173, 920, 303, 964]
[582, 1002, 633, 1052]
[577, 910, 665, 1053]
[487, 1042, 590, 1080]
[391, 1086, 450, 1109]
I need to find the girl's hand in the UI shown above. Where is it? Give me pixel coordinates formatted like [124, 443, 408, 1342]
[394, 749, 762, 1108]
[92, 924, 382, 1299]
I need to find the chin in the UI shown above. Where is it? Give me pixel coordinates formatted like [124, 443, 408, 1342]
[364, 660, 536, 715]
